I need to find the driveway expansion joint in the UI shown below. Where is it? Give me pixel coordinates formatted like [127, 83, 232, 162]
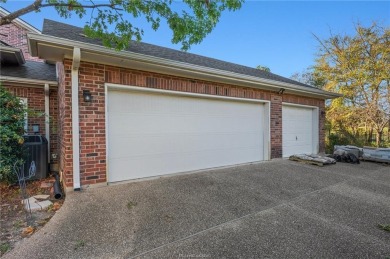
[125, 177, 362, 259]
[287, 203, 390, 249]
[6, 161, 389, 259]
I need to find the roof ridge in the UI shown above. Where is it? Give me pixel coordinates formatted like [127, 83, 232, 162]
[131, 40, 278, 77]
[43, 19, 279, 77]
[43, 18, 81, 31]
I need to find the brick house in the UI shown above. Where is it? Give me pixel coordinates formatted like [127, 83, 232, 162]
[2, 15, 340, 191]
[0, 8, 59, 172]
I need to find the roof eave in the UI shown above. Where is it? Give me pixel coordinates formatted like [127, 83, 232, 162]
[28, 33, 341, 99]
[0, 46, 26, 65]
[0, 75, 58, 86]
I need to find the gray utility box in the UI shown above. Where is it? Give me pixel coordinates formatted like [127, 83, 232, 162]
[23, 135, 49, 180]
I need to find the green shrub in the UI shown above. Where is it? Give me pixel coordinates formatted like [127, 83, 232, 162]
[379, 140, 390, 148]
[325, 133, 367, 154]
[0, 85, 26, 183]
[326, 133, 348, 154]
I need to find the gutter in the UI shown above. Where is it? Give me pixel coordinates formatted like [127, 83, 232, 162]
[0, 76, 57, 86]
[28, 33, 341, 99]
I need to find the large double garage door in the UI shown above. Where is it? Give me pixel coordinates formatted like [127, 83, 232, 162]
[107, 86, 269, 183]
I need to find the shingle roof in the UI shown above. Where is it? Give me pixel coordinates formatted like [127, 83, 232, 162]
[0, 61, 57, 81]
[42, 19, 317, 89]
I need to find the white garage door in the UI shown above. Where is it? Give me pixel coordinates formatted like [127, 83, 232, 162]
[282, 105, 317, 157]
[107, 88, 265, 183]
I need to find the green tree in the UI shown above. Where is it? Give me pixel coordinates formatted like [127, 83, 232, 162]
[0, 85, 26, 183]
[313, 23, 390, 147]
[0, 0, 244, 51]
[256, 65, 270, 72]
[290, 68, 324, 88]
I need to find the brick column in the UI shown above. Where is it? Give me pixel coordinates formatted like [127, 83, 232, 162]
[319, 101, 326, 153]
[270, 94, 283, 158]
[78, 62, 107, 186]
[57, 61, 74, 188]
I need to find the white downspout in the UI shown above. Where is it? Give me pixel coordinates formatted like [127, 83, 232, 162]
[44, 83, 50, 162]
[72, 48, 81, 191]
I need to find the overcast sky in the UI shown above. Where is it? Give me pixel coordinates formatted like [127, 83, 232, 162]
[3, 1, 390, 78]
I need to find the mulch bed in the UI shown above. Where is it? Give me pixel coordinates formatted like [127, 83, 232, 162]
[0, 176, 64, 257]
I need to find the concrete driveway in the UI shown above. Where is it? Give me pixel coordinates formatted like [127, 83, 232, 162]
[5, 160, 390, 258]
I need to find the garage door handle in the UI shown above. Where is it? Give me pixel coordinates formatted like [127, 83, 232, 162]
[296, 136, 298, 141]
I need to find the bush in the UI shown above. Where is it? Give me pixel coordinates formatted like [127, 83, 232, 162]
[380, 140, 390, 148]
[326, 133, 348, 154]
[325, 133, 367, 154]
[0, 85, 26, 183]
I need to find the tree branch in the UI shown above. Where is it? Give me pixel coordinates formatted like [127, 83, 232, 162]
[40, 3, 123, 10]
[0, 0, 42, 26]
[0, 1, 123, 26]
[312, 32, 343, 67]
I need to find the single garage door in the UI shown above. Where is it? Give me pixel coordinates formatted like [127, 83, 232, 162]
[107, 88, 265, 182]
[282, 105, 318, 157]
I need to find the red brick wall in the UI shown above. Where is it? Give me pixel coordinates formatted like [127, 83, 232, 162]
[78, 62, 106, 185]
[56, 62, 73, 188]
[49, 89, 59, 165]
[58, 60, 107, 187]
[60, 60, 325, 187]
[0, 15, 41, 62]
[270, 94, 283, 158]
[3, 85, 58, 164]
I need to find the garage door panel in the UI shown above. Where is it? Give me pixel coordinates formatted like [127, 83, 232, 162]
[282, 105, 314, 157]
[109, 113, 261, 135]
[110, 91, 260, 116]
[109, 132, 262, 159]
[108, 89, 265, 182]
[109, 146, 261, 182]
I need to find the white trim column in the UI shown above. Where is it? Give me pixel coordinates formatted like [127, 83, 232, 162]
[72, 48, 81, 191]
[44, 83, 50, 162]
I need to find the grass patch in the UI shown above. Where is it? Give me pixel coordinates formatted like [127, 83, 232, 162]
[47, 204, 54, 212]
[164, 215, 174, 223]
[74, 240, 85, 250]
[13, 220, 24, 229]
[127, 201, 137, 210]
[0, 243, 11, 255]
[378, 224, 390, 232]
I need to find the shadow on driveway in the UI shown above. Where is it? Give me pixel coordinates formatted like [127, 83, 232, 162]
[4, 160, 390, 258]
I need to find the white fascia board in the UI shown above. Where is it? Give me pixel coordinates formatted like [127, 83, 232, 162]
[0, 76, 57, 86]
[0, 8, 41, 34]
[0, 45, 23, 53]
[28, 33, 341, 99]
